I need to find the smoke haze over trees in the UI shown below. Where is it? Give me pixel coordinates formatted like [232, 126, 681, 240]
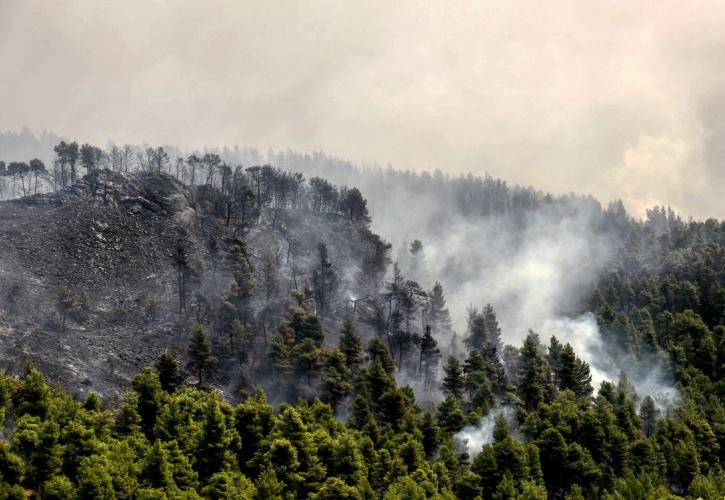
[0, 131, 721, 497]
[2, 1, 725, 494]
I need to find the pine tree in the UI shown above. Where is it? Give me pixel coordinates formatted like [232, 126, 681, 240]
[312, 242, 337, 328]
[464, 306, 487, 351]
[338, 319, 363, 373]
[187, 324, 216, 387]
[269, 324, 295, 376]
[350, 378, 375, 430]
[17, 363, 51, 418]
[428, 281, 453, 336]
[40, 475, 76, 499]
[518, 332, 553, 411]
[290, 338, 323, 383]
[165, 440, 199, 491]
[482, 304, 502, 349]
[140, 440, 175, 489]
[481, 344, 508, 393]
[464, 304, 502, 350]
[254, 464, 284, 500]
[82, 392, 102, 412]
[230, 318, 252, 365]
[322, 350, 352, 410]
[286, 294, 324, 346]
[672, 440, 699, 494]
[471, 445, 498, 496]
[201, 472, 256, 499]
[493, 413, 510, 443]
[538, 428, 568, 495]
[639, 395, 660, 437]
[367, 338, 395, 374]
[632, 308, 658, 356]
[77, 458, 114, 499]
[155, 351, 179, 393]
[493, 473, 517, 500]
[442, 356, 464, 399]
[436, 395, 465, 434]
[419, 412, 441, 458]
[463, 350, 495, 412]
[548, 336, 563, 374]
[556, 343, 593, 398]
[408, 239, 426, 279]
[132, 367, 163, 436]
[226, 240, 255, 326]
[418, 326, 440, 389]
[195, 397, 234, 481]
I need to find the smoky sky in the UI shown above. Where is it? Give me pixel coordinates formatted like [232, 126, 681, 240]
[2, 0, 724, 218]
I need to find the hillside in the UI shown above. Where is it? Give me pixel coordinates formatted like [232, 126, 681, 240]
[0, 169, 388, 403]
[0, 155, 722, 498]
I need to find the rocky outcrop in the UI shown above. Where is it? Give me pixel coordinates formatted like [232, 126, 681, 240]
[28, 169, 195, 222]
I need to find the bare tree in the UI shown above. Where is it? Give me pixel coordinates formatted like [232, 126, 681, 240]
[173, 240, 190, 314]
[175, 157, 184, 180]
[154, 147, 170, 173]
[29, 159, 46, 194]
[109, 145, 122, 171]
[122, 145, 134, 172]
[186, 154, 201, 185]
[203, 153, 221, 185]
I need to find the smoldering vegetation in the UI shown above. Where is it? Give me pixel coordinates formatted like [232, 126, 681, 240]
[0, 131, 718, 412]
[0, 131, 723, 497]
[454, 406, 520, 458]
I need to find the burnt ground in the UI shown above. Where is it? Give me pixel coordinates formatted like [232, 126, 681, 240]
[0, 172, 199, 402]
[0, 170, 377, 404]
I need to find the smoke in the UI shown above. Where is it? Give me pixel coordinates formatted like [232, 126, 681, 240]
[540, 314, 680, 410]
[454, 319, 680, 459]
[372, 195, 612, 346]
[340, 168, 683, 410]
[453, 406, 520, 457]
[268, 151, 682, 408]
[5, 2, 725, 219]
[0, 129, 683, 408]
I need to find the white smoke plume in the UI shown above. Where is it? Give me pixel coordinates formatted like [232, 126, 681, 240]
[540, 314, 680, 410]
[453, 406, 519, 458]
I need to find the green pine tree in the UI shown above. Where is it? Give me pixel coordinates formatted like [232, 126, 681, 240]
[187, 324, 216, 387]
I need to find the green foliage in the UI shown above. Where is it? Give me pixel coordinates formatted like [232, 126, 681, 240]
[339, 319, 363, 373]
[3, 217, 725, 500]
[555, 343, 593, 399]
[187, 324, 216, 387]
[518, 332, 554, 411]
[464, 303, 502, 351]
[41, 474, 77, 499]
[155, 351, 180, 393]
[322, 350, 352, 410]
[441, 356, 465, 399]
[132, 367, 164, 437]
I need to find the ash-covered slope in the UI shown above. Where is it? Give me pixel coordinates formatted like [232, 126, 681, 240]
[0, 170, 385, 402]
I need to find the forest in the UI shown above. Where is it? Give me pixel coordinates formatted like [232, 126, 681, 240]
[0, 136, 722, 499]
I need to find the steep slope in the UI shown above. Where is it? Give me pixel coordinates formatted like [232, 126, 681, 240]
[0, 170, 384, 402]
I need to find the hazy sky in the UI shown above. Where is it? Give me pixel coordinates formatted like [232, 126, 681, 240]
[1, 0, 724, 218]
